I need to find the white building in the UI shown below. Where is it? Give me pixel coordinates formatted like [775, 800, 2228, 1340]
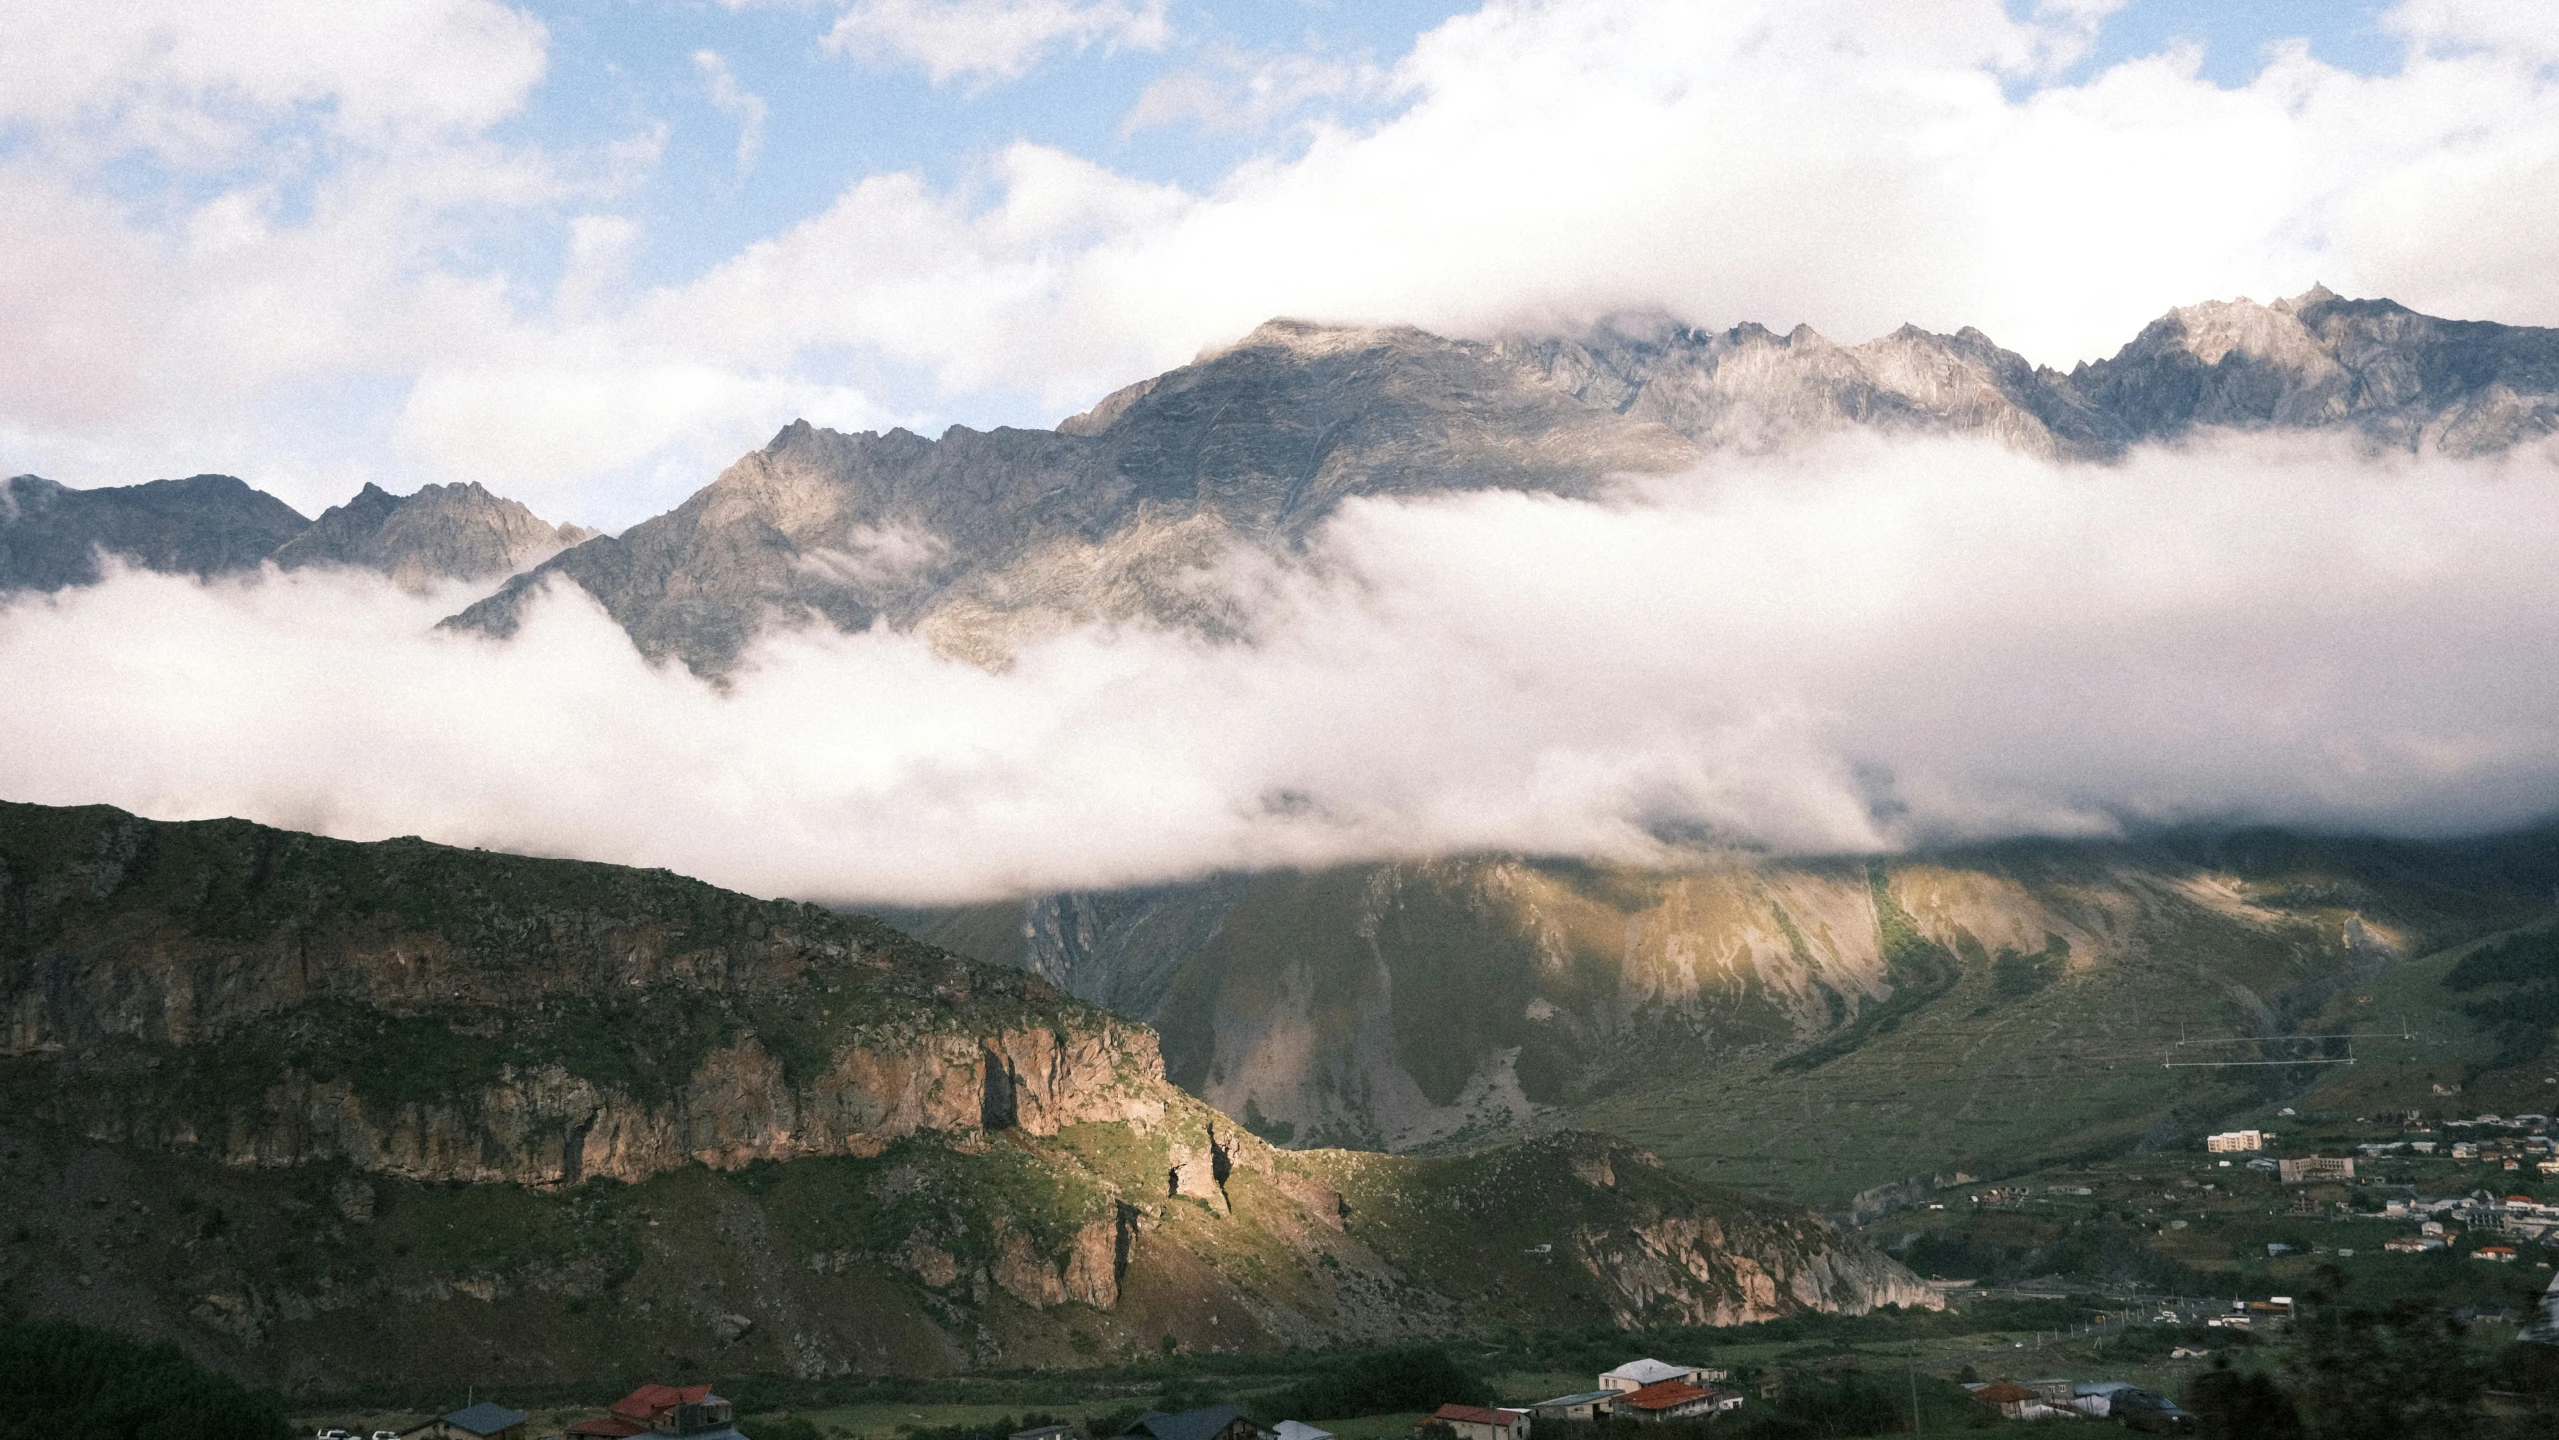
[1599, 1360, 1707, 1393]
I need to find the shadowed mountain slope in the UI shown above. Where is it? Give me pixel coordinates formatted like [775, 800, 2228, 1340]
[0, 474, 310, 591]
[0, 800, 1932, 1390]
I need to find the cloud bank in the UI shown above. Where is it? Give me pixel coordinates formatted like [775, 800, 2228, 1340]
[5, 435, 2558, 905]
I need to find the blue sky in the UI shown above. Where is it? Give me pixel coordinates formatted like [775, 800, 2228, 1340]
[514, 0, 2409, 299]
[1, 0, 2553, 528]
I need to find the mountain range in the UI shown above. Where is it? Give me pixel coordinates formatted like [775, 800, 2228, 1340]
[0, 475, 590, 594]
[9, 288, 2555, 675]
[8, 287, 2559, 1226]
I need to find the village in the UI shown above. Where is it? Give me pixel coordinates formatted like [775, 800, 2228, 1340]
[284, 1104, 2559, 1440]
[314, 1351, 2253, 1440]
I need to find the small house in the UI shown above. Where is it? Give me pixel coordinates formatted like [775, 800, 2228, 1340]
[405, 1405, 529, 1440]
[1123, 1406, 1265, 1440]
[1599, 1360, 1703, 1393]
[1422, 1405, 1528, 1440]
[1528, 1394, 1613, 1423]
[2476, 1244, 2520, 1262]
[1271, 1426, 1333, 1440]
[1968, 1382, 2043, 1419]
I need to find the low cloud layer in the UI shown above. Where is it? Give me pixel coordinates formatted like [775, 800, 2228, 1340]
[5, 435, 2559, 905]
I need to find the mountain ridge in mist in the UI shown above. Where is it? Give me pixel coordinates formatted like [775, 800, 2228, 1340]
[445, 286, 2559, 676]
[0, 473, 588, 594]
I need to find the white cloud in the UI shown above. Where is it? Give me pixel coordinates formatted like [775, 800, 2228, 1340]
[821, 0, 1172, 86]
[1121, 45, 1388, 136]
[694, 50, 770, 174]
[8, 436, 2559, 906]
[544, 0, 2559, 444]
[9, 0, 2559, 531]
[0, 0, 548, 158]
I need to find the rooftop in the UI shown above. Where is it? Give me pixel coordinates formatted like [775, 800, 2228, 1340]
[1618, 1383, 1709, 1411]
[1429, 1406, 1522, 1428]
[1125, 1404, 1246, 1440]
[443, 1405, 529, 1437]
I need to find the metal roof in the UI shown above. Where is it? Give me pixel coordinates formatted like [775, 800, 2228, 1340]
[443, 1404, 530, 1436]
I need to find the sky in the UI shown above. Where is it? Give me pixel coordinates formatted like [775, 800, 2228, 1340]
[2, 0, 2555, 531]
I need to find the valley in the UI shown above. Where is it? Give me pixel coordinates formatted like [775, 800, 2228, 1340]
[900, 833, 2559, 1208]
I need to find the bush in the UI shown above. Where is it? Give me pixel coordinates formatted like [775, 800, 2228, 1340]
[1262, 1345, 1490, 1421]
[0, 1321, 291, 1440]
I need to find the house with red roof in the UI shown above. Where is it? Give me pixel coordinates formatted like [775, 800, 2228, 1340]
[1422, 1405, 1529, 1440]
[569, 1386, 746, 1440]
[1613, 1382, 1726, 1423]
[1967, 1381, 2049, 1420]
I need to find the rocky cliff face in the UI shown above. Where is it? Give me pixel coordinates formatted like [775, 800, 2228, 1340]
[0, 801, 1935, 1389]
[899, 830, 2559, 1201]
[0, 801, 1162, 1188]
[445, 289, 2559, 676]
[270, 480, 593, 590]
[0, 473, 310, 591]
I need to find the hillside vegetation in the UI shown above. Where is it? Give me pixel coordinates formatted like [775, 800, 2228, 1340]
[0, 802, 1930, 1393]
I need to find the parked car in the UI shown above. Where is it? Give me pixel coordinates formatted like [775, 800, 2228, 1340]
[374, 1429, 403, 1439]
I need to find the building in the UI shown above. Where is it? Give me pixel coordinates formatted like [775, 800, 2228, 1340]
[1966, 1383, 2046, 1420]
[405, 1406, 529, 1440]
[1271, 1424, 1334, 1440]
[2206, 1130, 2266, 1153]
[1599, 1360, 1705, 1393]
[2476, 1245, 2520, 1262]
[566, 1386, 746, 1440]
[1612, 1382, 1721, 1423]
[2278, 1155, 2355, 1183]
[1422, 1406, 1528, 1440]
[2071, 1386, 2188, 1425]
[1527, 1394, 1614, 1423]
[1123, 1406, 1265, 1440]
[2023, 1380, 2075, 1407]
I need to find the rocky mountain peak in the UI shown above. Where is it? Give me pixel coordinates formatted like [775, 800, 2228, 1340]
[271, 477, 587, 590]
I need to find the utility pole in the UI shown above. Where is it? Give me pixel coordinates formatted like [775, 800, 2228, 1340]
[1908, 1347, 1923, 1437]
